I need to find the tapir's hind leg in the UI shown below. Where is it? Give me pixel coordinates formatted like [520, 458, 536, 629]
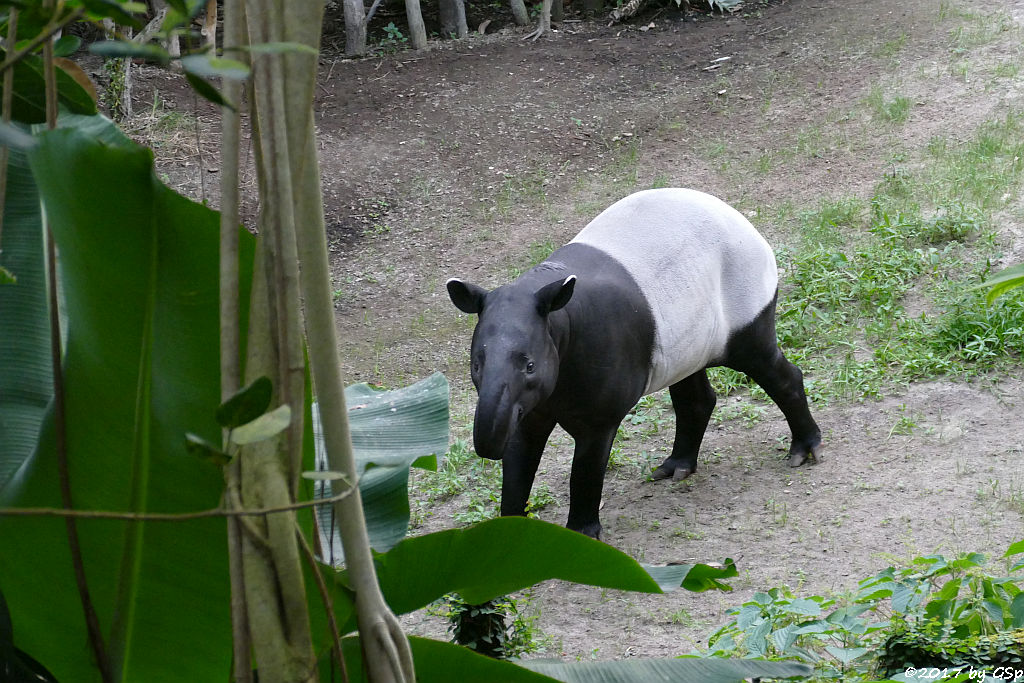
[723, 299, 823, 467]
[652, 370, 716, 481]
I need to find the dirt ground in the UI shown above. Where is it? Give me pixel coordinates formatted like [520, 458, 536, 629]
[128, 0, 1024, 664]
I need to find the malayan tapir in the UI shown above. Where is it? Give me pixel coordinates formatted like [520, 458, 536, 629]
[446, 188, 822, 539]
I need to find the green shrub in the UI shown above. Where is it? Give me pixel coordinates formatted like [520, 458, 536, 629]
[698, 543, 1024, 681]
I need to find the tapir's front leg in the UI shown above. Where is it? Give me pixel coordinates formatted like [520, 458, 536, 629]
[500, 414, 556, 517]
[565, 428, 617, 539]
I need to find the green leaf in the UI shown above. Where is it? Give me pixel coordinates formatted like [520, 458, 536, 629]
[53, 35, 81, 57]
[0, 124, 49, 491]
[0, 118, 255, 682]
[977, 263, 1024, 304]
[521, 656, 811, 682]
[184, 433, 230, 466]
[184, 71, 234, 110]
[79, 0, 145, 28]
[735, 604, 763, 630]
[0, 266, 15, 284]
[2, 51, 97, 124]
[934, 577, 962, 601]
[181, 54, 250, 81]
[313, 372, 449, 563]
[230, 404, 291, 445]
[857, 582, 896, 602]
[746, 620, 771, 657]
[640, 559, 738, 592]
[1005, 539, 1024, 557]
[791, 620, 831, 635]
[330, 516, 663, 634]
[344, 372, 449, 473]
[823, 645, 870, 664]
[1010, 592, 1024, 627]
[981, 599, 1005, 624]
[88, 40, 170, 64]
[771, 623, 799, 653]
[891, 583, 919, 613]
[216, 376, 272, 429]
[781, 598, 822, 616]
[159, 0, 207, 27]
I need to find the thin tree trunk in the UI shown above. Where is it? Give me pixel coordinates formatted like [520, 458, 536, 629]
[343, 0, 367, 56]
[202, 0, 218, 50]
[233, 0, 414, 680]
[235, 0, 321, 679]
[510, 0, 529, 26]
[439, 0, 467, 39]
[219, 0, 252, 679]
[551, 0, 563, 25]
[404, 0, 427, 50]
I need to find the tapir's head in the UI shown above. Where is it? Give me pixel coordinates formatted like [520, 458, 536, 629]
[446, 275, 576, 460]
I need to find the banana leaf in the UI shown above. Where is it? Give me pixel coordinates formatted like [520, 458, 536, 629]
[0, 118, 255, 682]
[312, 372, 449, 565]
[520, 656, 812, 682]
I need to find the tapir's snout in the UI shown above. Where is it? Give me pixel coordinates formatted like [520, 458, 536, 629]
[473, 382, 523, 460]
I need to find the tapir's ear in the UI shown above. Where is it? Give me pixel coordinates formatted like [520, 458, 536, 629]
[535, 275, 576, 316]
[446, 278, 488, 314]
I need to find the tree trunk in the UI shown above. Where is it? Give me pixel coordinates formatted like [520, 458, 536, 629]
[404, 0, 427, 50]
[343, 0, 367, 56]
[510, 0, 529, 26]
[201, 0, 218, 50]
[551, 0, 563, 24]
[235, 0, 415, 680]
[439, 0, 468, 39]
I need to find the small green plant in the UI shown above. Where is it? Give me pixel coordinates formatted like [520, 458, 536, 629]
[444, 591, 550, 659]
[380, 21, 407, 47]
[866, 85, 912, 124]
[699, 543, 1024, 681]
[876, 32, 908, 58]
[887, 404, 918, 438]
[364, 198, 392, 235]
[799, 197, 864, 248]
[668, 607, 696, 626]
[651, 173, 671, 189]
[453, 486, 500, 524]
[526, 482, 556, 514]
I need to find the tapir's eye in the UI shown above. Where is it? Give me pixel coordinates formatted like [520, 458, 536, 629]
[525, 360, 535, 374]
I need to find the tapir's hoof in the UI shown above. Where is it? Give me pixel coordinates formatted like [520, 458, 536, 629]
[652, 465, 694, 481]
[788, 442, 823, 468]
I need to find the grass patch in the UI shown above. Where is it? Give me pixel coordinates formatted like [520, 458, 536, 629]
[875, 32, 908, 59]
[507, 238, 558, 279]
[866, 85, 912, 124]
[768, 113, 1024, 401]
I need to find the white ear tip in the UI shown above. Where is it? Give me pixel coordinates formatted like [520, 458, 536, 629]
[564, 275, 577, 285]
[446, 277, 463, 285]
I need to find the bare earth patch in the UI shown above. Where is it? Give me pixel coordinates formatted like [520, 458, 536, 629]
[130, 0, 1024, 663]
